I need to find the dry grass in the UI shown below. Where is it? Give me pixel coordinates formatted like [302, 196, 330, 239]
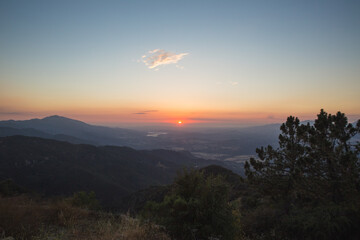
[0, 195, 170, 240]
[0, 195, 52, 239]
[70, 214, 170, 240]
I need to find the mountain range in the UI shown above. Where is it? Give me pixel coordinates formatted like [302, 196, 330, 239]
[0, 135, 243, 209]
[1, 115, 357, 210]
[0, 115, 283, 164]
[0, 115, 142, 146]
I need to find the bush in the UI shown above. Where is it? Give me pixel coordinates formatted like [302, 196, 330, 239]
[142, 169, 236, 240]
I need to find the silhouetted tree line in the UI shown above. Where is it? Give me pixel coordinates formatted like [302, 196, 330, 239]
[243, 109, 360, 239]
[143, 110, 360, 240]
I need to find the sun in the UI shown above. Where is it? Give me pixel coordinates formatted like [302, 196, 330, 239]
[178, 120, 182, 124]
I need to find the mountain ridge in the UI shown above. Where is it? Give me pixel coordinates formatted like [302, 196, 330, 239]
[0, 135, 240, 209]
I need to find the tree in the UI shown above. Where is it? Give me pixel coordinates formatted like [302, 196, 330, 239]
[245, 116, 311, 206]
[244, 109, 360, 239]
[142, 169, 235, 240]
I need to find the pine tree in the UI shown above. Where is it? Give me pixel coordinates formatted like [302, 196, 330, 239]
[244, 109, 360, 239]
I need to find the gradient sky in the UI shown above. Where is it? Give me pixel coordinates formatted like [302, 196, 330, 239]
[1, 0, 359, 127]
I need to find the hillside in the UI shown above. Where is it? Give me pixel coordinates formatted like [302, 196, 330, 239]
[0, 115, 142, 147]
[0, 135, 240, 209]
[0, 126, 97, 145]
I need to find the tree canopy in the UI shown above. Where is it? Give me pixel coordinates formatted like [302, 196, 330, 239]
[142, 169, 236, 240]
[244, 109, 360, 239]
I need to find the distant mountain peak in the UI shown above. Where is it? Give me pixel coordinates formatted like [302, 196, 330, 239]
[41, 115, 87, 124]
[43, 115, 72, 120]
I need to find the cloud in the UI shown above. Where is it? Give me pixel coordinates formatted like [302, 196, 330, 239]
[133, 110, 158, 115]
[142, 49, 188, 69]
[229, 81, 239, 86]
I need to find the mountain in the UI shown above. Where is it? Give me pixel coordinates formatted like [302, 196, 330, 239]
[0, 115, 143, 147]
[0, 115, 88, 134]
[0, 135, 242, 209]
[0, 115, 284, 163]
[0, 126, 97, 145]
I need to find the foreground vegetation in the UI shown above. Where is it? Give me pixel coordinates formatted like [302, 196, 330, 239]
[0, 193, 170, 240]
[241, 110, 360, 239]
[1, 109, 359, 240]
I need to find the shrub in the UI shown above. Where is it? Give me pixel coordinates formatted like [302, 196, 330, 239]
[142, 169, 236, 240]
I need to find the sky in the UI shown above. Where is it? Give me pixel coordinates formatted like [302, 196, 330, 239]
[1, 0, 359, 127]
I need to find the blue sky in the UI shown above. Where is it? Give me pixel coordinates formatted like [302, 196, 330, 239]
[1, 0, 359, 126]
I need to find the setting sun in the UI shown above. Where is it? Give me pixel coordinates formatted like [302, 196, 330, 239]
[178, 120, 182, 124]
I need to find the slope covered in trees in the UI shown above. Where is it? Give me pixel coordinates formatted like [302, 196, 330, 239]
[243, 109, 360, 239]
[0, 136, 236, 209]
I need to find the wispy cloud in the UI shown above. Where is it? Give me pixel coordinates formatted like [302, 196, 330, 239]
[133, 110, 158, 115]
[141, 49, 188, 69]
